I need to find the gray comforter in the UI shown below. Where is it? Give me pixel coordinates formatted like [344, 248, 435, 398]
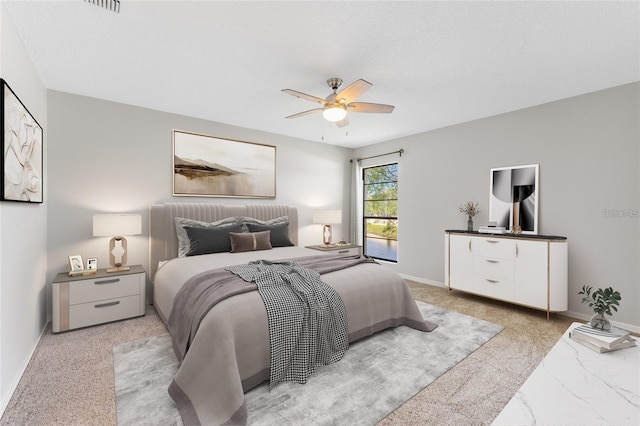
[161, 253, 437, 425]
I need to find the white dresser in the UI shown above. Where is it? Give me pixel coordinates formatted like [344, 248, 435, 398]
[445, 231, 568, 316]
[52, 265, 145, 332]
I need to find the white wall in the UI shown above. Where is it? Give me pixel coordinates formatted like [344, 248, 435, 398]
[0, 4, 48, 414]
[355, 83, 640, 329]
[46, 91, 353, 306]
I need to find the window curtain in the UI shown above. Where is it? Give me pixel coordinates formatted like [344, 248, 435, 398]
[350, 158, 363, 245]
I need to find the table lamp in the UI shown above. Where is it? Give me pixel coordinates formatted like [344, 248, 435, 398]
[313, 209, 342, 246]
[93, 213, 142, 272]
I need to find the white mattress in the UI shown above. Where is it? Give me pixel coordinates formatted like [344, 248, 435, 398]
[153, 246, 324, 321]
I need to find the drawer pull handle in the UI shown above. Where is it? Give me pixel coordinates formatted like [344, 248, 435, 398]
[94, 278, 120, 285]
[95, 301, 120, 308]
[486, 279, 499, 284]
[468, 240, 471, 251]
[486, 259, 499, 264]
[338, 250, 349, 254]
[486, 240, 499, 244]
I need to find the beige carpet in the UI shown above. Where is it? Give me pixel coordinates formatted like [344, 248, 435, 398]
[0, 282, 576, 425]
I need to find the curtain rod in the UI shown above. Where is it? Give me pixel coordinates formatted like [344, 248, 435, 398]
[352, 149, 404, 163]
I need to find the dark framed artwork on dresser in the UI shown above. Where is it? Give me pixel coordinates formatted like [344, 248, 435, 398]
[1, 79, 43, 203]
[172, 129, 276, 198]
[489, 164, 539, 234]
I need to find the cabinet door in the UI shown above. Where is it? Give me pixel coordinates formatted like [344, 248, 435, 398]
[448, 234, 474, 292]
[514, 240, 548, 309]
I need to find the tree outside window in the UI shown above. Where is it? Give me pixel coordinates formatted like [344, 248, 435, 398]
[363, 163, 397, 262]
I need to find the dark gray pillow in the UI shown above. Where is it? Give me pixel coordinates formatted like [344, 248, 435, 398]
[184, 224, 243, 256]
[229, 231, 272, 253]
[175, 216, 239, 257]
[246, 222, 294, 247]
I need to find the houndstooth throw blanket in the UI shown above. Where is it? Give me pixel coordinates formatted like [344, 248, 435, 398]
[227, 259, 349, 390]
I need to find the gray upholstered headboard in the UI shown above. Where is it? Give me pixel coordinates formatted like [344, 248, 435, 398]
[149, 203, 298, 281]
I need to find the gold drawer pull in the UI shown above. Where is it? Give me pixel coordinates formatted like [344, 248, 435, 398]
[94, 278, 120, 285]
[486, 279, 499, 284]
[485, 259, 499, 264]
[95, 301, 120, 308]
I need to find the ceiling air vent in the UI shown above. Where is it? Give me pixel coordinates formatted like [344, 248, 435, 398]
[84, 0, 120, 14]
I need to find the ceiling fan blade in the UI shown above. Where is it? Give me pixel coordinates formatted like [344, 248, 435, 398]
[282, 89, 327, 105]
[335, 115, 349, 128]
[336, 79, 372, 103]
[348, 102, 395, 114]
[285, 108, 323, 119]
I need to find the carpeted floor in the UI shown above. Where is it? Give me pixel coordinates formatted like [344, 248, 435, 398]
[0, 282, 576, 425]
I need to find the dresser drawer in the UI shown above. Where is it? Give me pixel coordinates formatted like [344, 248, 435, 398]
[473, 238, 515, 259]
[69, 273, 142, 305]
[473, 275, 514, 300]
[473, 256, 514, 280]
[69, 295, 142, 329]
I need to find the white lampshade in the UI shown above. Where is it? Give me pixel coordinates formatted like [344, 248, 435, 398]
[322, 105, 347, 122]
[93, 214, 142, 237]
[313, 209, 342, 225]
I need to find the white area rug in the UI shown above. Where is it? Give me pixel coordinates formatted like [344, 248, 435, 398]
[113, 302, 503, 425]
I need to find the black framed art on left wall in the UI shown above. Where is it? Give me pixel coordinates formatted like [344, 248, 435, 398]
[1, 78, 43, 203]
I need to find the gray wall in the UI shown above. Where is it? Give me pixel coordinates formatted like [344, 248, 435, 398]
[0, 5, 48, 412]
[46, 91, 353, 307]
[355, 82, 640, 329]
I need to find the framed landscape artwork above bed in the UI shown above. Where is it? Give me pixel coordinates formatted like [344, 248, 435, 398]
[173, 130, 276, 198]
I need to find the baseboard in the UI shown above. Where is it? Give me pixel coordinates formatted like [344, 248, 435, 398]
[1, 322, 49, 416]
[561, 310, 640, 334]
[399, 274, 445, 288]
[397, 279, 640, 335]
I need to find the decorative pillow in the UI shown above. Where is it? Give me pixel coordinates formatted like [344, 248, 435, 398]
[175, 216, 239, 257]
[229, 231, 272, 253]
[239, 216, 289, 233]
[184, 224, 243, 256]
[246, 222, 294, 247]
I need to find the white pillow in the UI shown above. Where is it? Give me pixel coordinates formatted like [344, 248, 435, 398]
[174, 216, 239, 257]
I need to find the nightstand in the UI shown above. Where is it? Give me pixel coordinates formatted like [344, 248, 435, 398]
[305, 244, 362, 255]
[52, 265, 145, 333]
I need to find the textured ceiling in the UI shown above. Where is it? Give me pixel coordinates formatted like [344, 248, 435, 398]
[4, 1, 639, 148]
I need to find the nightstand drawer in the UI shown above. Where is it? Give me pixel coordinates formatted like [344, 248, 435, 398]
[69, 273, 141, 305]
[331, 247, 360, 255]
[69, 295, 141, 329]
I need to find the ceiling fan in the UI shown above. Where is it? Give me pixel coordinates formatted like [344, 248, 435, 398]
[282, 78, 395, 127]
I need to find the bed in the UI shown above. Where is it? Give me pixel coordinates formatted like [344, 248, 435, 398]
[150, 202, 437, 425]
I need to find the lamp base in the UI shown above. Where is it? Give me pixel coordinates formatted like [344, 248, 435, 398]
[107, 266, 130, 273]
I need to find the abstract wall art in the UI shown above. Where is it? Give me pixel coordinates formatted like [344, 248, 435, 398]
[1, 79, 43, 203]
[489, 164, 539, 234]
[173, 130, 276, 198]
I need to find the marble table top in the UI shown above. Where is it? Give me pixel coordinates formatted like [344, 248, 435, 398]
[492, 322, 639, 425]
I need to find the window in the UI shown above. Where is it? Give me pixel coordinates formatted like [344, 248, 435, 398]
[362, 163, 398, 262]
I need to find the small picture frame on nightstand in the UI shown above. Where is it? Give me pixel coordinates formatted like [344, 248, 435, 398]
[68, 255, 84, 272]
[86, 258, 98, 270]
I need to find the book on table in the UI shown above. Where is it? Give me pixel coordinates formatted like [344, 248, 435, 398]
[569, 332, 637, 353]
[570, 324, 632, 349]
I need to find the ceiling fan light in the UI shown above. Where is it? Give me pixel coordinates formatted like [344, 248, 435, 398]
[322, 105, 347, 122]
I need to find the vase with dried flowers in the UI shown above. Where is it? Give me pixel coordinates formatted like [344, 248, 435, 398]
[578, 285, 621, 331]
[459, 201, 480, 231]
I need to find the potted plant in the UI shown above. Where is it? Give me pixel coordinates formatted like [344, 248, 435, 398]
[578, 285, 622, 331]
[459, 201, 480, 231]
